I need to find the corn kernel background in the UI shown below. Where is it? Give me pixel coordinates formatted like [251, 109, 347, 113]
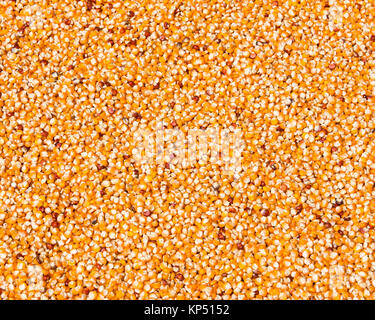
[0, 0, 375, 299]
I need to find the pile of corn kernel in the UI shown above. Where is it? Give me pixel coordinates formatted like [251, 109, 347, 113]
[0, 0, 374, 300]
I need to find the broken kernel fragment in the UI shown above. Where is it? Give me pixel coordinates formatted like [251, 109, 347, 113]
[237, 243, 244, 250]
[329, 63, 336, 70]
[176, 273, 184, 281]
[218, 232, 226, 240]
[0, 0, 374, 301]
[51, 221, 59, 228]
[143, 209, 151, 217]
